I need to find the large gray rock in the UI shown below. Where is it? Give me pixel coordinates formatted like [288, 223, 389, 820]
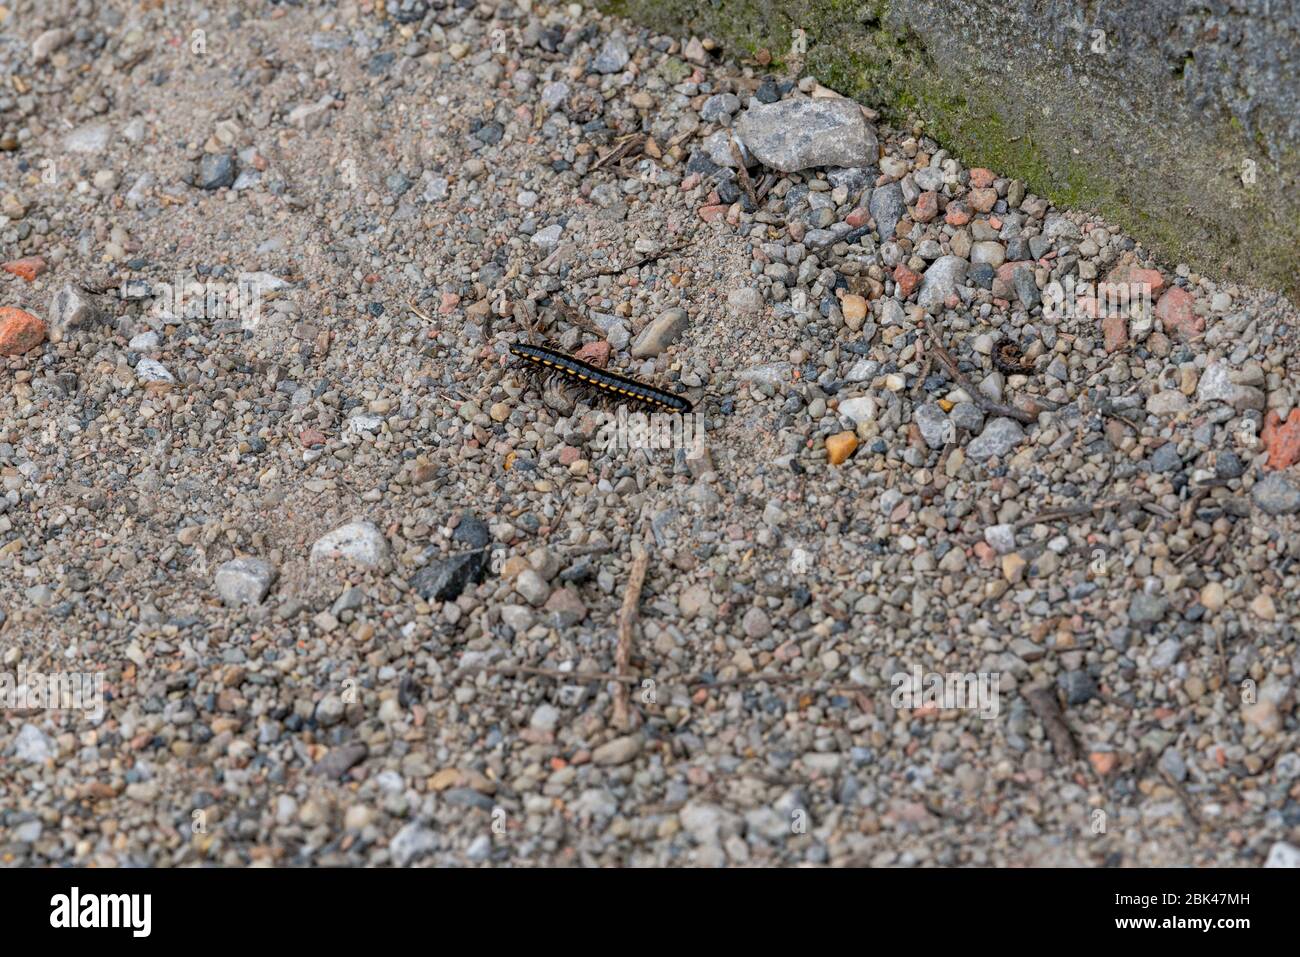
[966, 417, 1025, 460]
[917, 256, 969, 312]
[1252, 473, 1300, 515]
[62, 122, 111, 154]
[310, 520, 390, 568]
[734, 96, 877, 172]
[389, 821, 438, 866]
[913, 402, 949, 449]
[868, 181, 905, 240]
[15, 723, 54, 763]
[196, 153, 237, 190]
[591, 35, 630, 74]
[1196, 361, 1246, 405]
[215, 557, 276, 606]
[411, 551, 489, 602]
[47, 284, 102, 342]
[1128, 592, 1168, 627]
[631, 308, 689, 358]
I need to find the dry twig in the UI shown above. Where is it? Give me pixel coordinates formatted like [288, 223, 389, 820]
[1024, 685, 1079, 763]
[612, 538, 651, 730]
[571, 236, 693, 281]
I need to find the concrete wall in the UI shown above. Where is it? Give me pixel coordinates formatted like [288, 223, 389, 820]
[606, 0, 1299, 299]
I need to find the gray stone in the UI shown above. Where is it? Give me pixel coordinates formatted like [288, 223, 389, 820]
[734, 96, 877, 172]
[837, 395, 877, 425]
[134, 358, 174, 383]
[540, 81, 569, 111]
[726, 287, 765, 316]
[312, 741, 367, 778]
[701, 92, 741, 121]
[15, 723, 54, 763]
[738, 362, 791, 388]
[679, 802, 738, 844]
[215, 557, 276, 606]
[913, 402, 949, 449]
[1013, 265, 1041, 308]
[466, 834, 492, 862]
[315, 694, 345, 727]
[287, 95, 333, 129]
[530, 224, 563, 249]
[1060, 670, 1098, 705]
[1265, 842, 1300, 868]
[452, 512, 491, 549]
[32, 28, 70, 63]
[702, 130, 752, 168]
[868, 181, 905, 241]
[983, 524, 1017, 555]
[13, 819, 42, 843]
[917, 256, 968, 312]
[1042, 213, 1081, 242]
[48, 284, 102, 342]
[966, 417, 1025, 460]
[390, 821, 438, 865]
[197, 153, 237, 190]
[1150, 637, 1182, 670]
[1146, 443, 1183, 473]
[845, 359, 879, 383]
[530, 704, 561, 733]
[592, 734, 642, 765]
[631, 308, 688, 358]
[1128, 593, 1168, 626]
[950, 401, 985, 433]
[1252, 473, 1300, 515]
[1159, 748, 1187, 782]
[970, 241, 1006, 267]
[411, 551, 489, 602]
[1215, 450, 1245, 480]
[592, 35, 630, 73]
[63, 122, 112, 154]
[310, 520, 390, 567]
[514, 568, 551, 606]
[913, 166, 945, 191]
[1196, 361, 1243, 405]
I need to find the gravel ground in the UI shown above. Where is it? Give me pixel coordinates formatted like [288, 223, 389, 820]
[1, 0, 1298, 867]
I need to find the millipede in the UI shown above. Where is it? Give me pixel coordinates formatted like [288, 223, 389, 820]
[509, 342, 694, 413]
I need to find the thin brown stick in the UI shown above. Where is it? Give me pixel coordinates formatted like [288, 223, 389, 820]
[613, 539, 651, 730]
[1161, 767, 1206, 829]
[728, 136, 758, 209]
[1012, 500, 1121, 530]
[591, 133, 645, 172]
[476, 663, 799, 691]
[513, 296, 541, 345]
[571, 236, 692, 281]
[554, 298, 605, 340]
[961, 497, 1142, 544]
[1024, 685, 1078, 763]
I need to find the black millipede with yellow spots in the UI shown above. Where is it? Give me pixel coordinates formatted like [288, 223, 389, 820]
[509, 342, 693, 413]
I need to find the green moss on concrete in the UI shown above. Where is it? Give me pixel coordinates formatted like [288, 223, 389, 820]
[602, 0, 1299, 299]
